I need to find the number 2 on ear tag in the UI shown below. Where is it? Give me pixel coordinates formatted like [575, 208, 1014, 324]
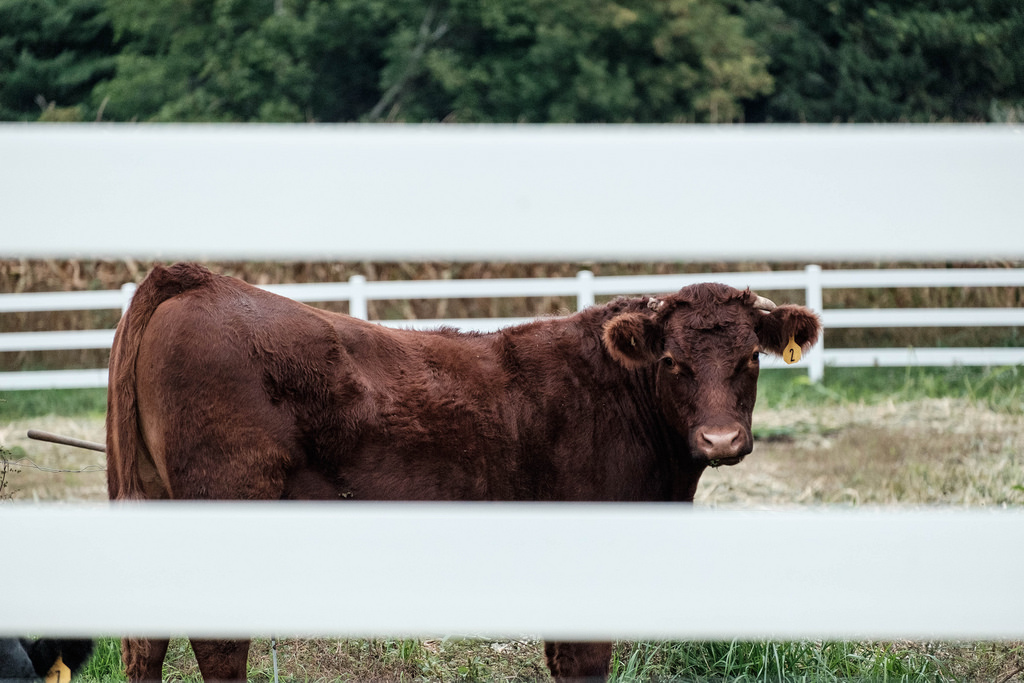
[783, 335, 802, 365]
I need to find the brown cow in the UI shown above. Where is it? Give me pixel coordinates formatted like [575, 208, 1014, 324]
[106, 263, 820, 682]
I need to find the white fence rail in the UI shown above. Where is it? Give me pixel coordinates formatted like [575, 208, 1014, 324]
[2, 265, 1023, 390]
[4, 503, 1024, 640]
[4, 126, 1023, 262]
[3, 127, 1021, 654]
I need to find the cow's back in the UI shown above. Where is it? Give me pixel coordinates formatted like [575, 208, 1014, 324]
[123, 269, 513, 502]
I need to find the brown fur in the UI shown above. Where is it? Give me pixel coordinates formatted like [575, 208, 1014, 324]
[106, 264, 820, 682]
[544, 641, 614, 682]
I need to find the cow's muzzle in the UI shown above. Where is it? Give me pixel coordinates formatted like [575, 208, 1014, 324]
[693, 425, 751, 467]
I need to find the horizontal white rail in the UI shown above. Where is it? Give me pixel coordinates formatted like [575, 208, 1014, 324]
[3, 503, 1023, 641]
[819, 268, 1024, 288]
[0, 369, 110, 390]
[823, 308, 1024, 327]
[0, 329, 116, 352]
[3, 126, 1023, 261]
[381, 317, 535, 332]
[2, 267, 1022, 390]
[0, 289, 127, 313]
[586, 271, 812, 294]
[824, 347, 1024, 368]
[6, 269, 1023, 315]
[274, 276, 587, 300]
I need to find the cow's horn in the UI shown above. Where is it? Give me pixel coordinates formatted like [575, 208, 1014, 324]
[647, 298, 665, 311]
[753, 294, 777, 311]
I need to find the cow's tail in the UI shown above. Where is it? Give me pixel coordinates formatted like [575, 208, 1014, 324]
[105, 263, 216, 501]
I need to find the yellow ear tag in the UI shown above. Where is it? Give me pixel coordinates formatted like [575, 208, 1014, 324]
[783, 335, 802, 365]
[46, 656, 72, 683]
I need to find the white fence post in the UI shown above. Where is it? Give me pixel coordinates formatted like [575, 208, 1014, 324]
[575, 270, 595, 311]
[348, 275, 367, 320]
[804, 264, 825, 382]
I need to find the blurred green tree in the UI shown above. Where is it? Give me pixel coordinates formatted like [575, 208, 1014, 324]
[387, 0, 773, 122]
[4, 0, 1019, 123]
[96, 0, 314, 121]
[0, 0, 118, 121]
[91, 0, 773, 123]
[94, 0, 441, 122]
[740, 0, 1024, 122]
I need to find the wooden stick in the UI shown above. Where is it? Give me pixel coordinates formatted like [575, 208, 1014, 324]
[27, 429, 106, 453]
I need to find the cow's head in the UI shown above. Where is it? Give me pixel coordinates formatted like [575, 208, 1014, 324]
[602, 283, 820, 467]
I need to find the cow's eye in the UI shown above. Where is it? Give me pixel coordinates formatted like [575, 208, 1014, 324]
[751, 351, 760, 364]
[663, 356, 693, 377]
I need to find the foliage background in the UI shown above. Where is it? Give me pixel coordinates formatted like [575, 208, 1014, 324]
[1, 0, 1022, 124]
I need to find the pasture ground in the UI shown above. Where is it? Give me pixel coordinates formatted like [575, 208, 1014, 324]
[2, 367, 1023, 681]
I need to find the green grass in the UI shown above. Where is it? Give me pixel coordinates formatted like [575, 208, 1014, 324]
[758, 365, 1023, 414]
[75, 637, 956, 683]
[78, 638, 126, 682]
[610, 641, 948, 682]
[0, 387, 107, 419]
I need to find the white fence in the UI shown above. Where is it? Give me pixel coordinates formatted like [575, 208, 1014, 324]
[4, 503, 1024, 641]
[2, 126, 1023, 651]
[4, 125, 1023, 262]
[2, 265, 1023, 390]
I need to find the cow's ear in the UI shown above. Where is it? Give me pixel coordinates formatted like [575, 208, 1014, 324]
[755, 305, 822, 357]
[603, 312, 663, 369]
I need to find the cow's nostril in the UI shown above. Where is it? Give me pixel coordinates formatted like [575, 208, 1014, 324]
[697, 428, 743, 457]
[702, 429, 739, 446]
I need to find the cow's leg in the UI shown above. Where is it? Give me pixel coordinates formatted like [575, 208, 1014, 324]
[543, 640, 614, 682]
[190, 638, 250, 682]
[123, 636, 169, 683]
[163, 441, 280, 683]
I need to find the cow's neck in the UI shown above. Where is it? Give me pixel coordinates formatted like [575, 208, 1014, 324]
[570, 304, 707, 502]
